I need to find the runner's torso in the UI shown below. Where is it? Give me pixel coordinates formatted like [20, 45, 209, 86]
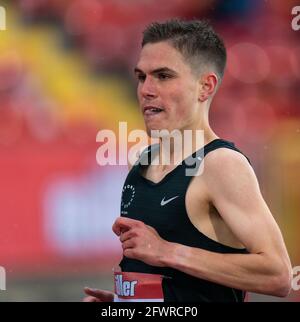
[119, 138, 250, 302]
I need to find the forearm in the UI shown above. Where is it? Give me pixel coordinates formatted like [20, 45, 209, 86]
[162, 242, 291, 296]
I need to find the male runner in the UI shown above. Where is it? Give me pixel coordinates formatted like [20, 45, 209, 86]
[84, 19, 292, 302]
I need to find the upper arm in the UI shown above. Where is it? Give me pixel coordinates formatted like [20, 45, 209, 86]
[203, 149, 289, 260]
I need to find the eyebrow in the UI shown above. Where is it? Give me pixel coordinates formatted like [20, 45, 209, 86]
[134, 67, 177, 75]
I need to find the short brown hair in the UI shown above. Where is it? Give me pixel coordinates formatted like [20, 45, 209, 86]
[142, 19, 227, 80]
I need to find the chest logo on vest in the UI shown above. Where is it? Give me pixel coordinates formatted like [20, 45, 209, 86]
[121, 185, 135, 209]
[160, 195, 179, 206]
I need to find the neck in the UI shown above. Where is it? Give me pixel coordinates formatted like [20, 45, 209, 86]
[157, 110, 218, 169]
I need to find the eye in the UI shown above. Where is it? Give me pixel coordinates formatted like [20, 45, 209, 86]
[136, 73, 146, 82]
[157, 73, 171, 80]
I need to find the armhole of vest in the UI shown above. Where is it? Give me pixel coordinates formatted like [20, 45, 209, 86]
[227, 146, 252, 166]
[204, 143, 252, 166]
[132, 144, 151, 169]
[135, 143, 160, 167]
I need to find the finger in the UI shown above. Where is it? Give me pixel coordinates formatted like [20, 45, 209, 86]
[84, 288, 114, 302]
[123, 248, 136, 259]
[112, 218, 131, 236]
[122, 239, 135, 250]
[120, 229, 136, 242]
[83, 296, 101, 302]
[120, 217, 144, 226]
[113, 217, 143, 236]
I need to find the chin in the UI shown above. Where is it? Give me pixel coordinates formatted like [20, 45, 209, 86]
[145, 126, 172, 140]
[144, 118, 176, 137]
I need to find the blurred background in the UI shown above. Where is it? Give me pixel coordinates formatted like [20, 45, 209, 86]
[0, 0, 299, 301]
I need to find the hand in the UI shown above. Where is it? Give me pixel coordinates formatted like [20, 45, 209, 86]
[82, 287, 114, 302]
[112, 217, 171, 267]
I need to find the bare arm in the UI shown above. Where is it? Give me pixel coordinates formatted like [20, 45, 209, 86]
[161, 149, 292, 296]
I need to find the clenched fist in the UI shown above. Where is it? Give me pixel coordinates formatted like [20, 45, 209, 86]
[112, 217, 173, 267]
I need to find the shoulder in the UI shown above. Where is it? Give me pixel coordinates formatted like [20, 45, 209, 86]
[203, 147, 253, 176]
[202, 147, 259, 199]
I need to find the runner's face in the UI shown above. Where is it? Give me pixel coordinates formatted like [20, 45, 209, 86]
[135, 41, 201, 135]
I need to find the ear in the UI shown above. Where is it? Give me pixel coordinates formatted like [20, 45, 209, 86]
[198, 73, 218, 102]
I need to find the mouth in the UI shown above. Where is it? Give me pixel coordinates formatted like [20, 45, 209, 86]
[143, 106, 164, 116]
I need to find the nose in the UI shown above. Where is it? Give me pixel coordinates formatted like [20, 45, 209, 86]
[139, 76, 158, 99]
